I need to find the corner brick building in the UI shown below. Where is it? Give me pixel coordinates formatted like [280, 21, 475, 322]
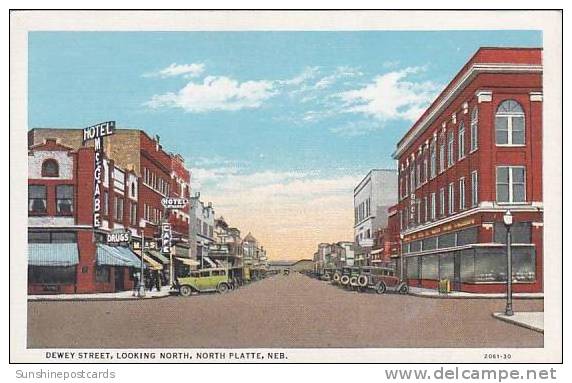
[393, 48, 543, 293]
[28, 128, 191, 294]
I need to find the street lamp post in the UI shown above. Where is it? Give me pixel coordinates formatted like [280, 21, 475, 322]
[399, 233, 405, 282]
[503, 210, 514, 316]
[138, 219, 146, 298]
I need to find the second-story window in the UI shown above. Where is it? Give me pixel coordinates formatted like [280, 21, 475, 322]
[495, 100, 525, 145]
[439, 188, 445, 217]
[458, 178, 466, 211]
[471, 171, 479, 207]
[115, 197, 124, 222]
[56, 185, 74, 215]
[496, 166, 526, 203]
[28, 185, 47, 214]
[448, 182, 455, 214]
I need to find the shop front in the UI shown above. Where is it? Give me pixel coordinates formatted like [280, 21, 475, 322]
[401, 211, 542, 293]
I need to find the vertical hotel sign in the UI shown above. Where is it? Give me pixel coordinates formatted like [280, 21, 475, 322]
[83, 121, 116, 228]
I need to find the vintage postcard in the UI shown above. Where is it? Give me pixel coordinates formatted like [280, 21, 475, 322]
[9, 10, 562, 364]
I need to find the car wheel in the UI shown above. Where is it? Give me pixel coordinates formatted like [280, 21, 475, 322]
[340, 275, 350, 285]
[217, 283, 229, 294]
[179, 285, 193, 297]
[357, 275, 368, 287]
[399, 284, 408, 294]
[376, 282, 387, 294]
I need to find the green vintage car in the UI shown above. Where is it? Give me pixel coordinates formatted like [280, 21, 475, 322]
[175, 268, 232, 296]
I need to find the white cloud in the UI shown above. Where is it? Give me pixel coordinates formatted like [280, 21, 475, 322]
[145, 76, 276, 112]
[337, 67, 442, 122]
[146, 63, 205, 78]
[329, 120, 383, 137]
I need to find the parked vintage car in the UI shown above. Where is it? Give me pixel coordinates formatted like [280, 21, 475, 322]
[357, 266, 408, 294]
[175, 268, 232, 296]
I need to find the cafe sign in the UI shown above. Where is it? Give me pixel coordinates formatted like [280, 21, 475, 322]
[83, 121, 116, 228]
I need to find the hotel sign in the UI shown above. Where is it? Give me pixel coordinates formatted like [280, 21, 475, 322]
[83, 121, 116, 228]
[161, 197, 189, 209]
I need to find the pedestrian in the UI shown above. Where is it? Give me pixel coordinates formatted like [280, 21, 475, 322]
[132, 271, 140, 296]
[154, 270, 161, 292]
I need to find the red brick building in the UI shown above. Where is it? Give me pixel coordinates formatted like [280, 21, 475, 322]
[393, 48, 543, 293]
[27, 129, 192, 293]
[28, 139, 141, 294]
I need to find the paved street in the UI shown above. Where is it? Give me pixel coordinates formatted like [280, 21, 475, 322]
[28, 273, 543, 348]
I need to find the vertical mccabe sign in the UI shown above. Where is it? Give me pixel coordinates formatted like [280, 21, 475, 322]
[83, 121, 116, 228]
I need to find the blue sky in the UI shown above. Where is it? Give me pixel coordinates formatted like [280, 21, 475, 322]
[28, 31, 541, 259]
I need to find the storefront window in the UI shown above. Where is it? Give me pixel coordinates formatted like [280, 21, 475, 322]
[494, 222, 532, 244]
[472, 246, 535, 283]
[95, 265, 111, 283]
[438, 232, 456, 248]
[406, 256, 419, 279]
[28, 231, 76, 243]
[28, 266, 75, 284]
[421, 254, 439, 280]
[439, 252, 454, 281]
[422, 237, 437, 251]
[409, 240, 422, 253]
[460, 249, 475, 283]
[402, 243, 410, 254]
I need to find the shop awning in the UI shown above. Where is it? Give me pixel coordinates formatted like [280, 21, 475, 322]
[146, 249, 170, 264]
[140, 253, 163, 270]
[370, 248, 383, 255]
[202, 256, 217, 268]
[173, 245, 190, 258]
[96, 244, 141, 268]
[28, 243, 79, 266]
[176, 257, 200, 267]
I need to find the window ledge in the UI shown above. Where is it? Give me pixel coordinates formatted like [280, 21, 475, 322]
[469, 148, 478, 154]
[496, 144, 526, 148]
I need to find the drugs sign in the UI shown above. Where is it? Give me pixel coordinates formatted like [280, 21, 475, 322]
[161, 197, 189, 209]
[107, 230, 131, 245]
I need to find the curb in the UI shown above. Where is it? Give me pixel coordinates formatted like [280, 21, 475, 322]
[28, 294, 172, 303]
[492, 313, 544, 333]
[408, 292, 544, 300]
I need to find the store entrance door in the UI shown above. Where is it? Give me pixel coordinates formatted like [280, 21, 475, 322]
[114, 267, 125, 291]
[452, 252, 462, 291]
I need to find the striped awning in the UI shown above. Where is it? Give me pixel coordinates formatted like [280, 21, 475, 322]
[176, 257, 200, 267]
[146, 250, 170, 264]
[28, 243, 79, 266]
[96, 244, 142, 268]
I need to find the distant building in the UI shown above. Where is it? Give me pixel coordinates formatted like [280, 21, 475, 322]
[353, 169, 398, 265]
[268, 259, 314, 272]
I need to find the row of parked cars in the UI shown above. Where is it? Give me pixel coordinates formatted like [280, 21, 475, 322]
[310, 266, 408, 294]
[173, 267, 270, 297]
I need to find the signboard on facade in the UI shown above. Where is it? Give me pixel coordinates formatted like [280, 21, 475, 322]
[161, 197, 189, 209]
[409, 193, 416, 221]
[83, 121, 116, 228]
[107, 229, 131, 245]
[161, 223, 172, 255]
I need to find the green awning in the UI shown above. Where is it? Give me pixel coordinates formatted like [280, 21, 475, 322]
[28, 243, 79, 266]
[146, 249, 170, 264]
[97, 244, 141, 267]
[173, 245, 190, 258]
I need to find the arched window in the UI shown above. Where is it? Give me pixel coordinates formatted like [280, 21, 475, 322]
[41, 159, 59, 177]
[495, 100, 525, 145]
[470, 107, 478, 151]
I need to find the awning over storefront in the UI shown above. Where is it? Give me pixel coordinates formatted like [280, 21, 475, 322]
[202, 256, 217, 268]
[146, 249, 169, 264]
[173, 245, 190, 258]
[370, 248, 383, 255]
[96, 244, 141, 268]
[140, 254, 163, 270]
[175, 257, 200, 267]
[28, 243, 79, 266]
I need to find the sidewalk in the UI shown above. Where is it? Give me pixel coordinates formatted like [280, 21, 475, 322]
[492, 312, 544, 333]
[28, 286, 172, 301]
[408, 286, 544, 299]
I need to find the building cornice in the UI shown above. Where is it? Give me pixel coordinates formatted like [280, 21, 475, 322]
[393, 63, 543, 159]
